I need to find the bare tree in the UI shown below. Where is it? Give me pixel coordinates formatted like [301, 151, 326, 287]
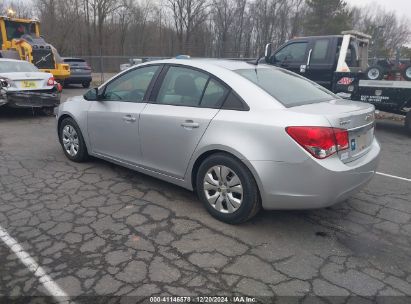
[3, 0, 409, 60]
[166, 0, 210, 54]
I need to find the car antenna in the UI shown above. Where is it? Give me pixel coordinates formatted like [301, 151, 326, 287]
[251, 43, 273, 66]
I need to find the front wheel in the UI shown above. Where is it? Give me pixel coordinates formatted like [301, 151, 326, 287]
[82, 82, 91, 88]
[59, 117, 89, 162]
[196, 153, 261, 224]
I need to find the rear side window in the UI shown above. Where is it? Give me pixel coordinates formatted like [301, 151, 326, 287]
[312, 40, 329, 62]
[222, 92, 248, 111]
[201, 79, 228, 108]
[235, 67, 337, 107]
[156, 66, 209, 106]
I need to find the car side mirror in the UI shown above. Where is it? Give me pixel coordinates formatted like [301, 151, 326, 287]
[264, 43, 272, 63]
[84, 87, 102, 101]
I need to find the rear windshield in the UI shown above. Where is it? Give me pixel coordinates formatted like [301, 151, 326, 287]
[0, 61, 39, 73]
[235, 67, 337, 107]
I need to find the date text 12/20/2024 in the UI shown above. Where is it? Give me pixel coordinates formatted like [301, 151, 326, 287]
[150, 296, 257, 303]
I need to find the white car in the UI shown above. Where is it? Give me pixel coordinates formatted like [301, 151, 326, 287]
[0, 58, 61, 109]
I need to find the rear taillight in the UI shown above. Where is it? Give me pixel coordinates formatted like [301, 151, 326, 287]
[286, 126, 349, 159]
[47, 77, 55, 86]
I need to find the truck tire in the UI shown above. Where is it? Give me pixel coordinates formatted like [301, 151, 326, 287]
[366, 66, 384, 80]
[405, 111, 411, 135]
[402, 65, 411, 81]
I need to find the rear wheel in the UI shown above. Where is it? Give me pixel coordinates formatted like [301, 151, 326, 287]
[402, 65, 411, 81]
[366, 66, 384, 80]
[82, 81, 91, 88]
[196, 153, 261, 224]
[59, 117, 89, 162]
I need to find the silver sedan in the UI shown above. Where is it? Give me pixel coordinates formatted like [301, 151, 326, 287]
[56, 59, 380, 224]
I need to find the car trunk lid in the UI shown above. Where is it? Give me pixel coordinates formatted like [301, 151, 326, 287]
[290, 99, 375, 163]
[1, 72, 50, 91]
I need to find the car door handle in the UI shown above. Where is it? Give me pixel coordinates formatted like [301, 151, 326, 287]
[181, 120, 199, 129]
[123, 115, 136, 123]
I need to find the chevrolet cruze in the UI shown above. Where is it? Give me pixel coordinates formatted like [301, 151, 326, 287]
[56, 59, 380, 224]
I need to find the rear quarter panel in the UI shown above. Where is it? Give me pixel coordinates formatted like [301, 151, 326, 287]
[184, 107, 331, 189]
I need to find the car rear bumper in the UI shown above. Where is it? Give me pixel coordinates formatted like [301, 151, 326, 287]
[64, 75, 92, 84]
[3, 90, 61, 109]
[251, 139, 381, 210]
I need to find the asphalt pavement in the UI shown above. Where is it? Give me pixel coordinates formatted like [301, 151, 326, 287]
[0, 86, 410, 303]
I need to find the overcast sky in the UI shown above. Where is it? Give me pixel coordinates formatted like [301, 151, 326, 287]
[345, 0, 411, 20]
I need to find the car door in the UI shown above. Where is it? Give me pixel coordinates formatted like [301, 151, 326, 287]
[139, 65, 229, 179]
[271, 41, 309, 76]
[87, 65, 161, 164]
[305, 38, 335, 89]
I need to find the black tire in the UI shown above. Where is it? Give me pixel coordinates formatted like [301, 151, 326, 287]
[366, 66, 384, 80]
[405, 111, 411, 136]
[196, 153, 261, 224]
[82, 82, 91, 88]
[402, 65, 411, 81]
[59, 117, 89, 162]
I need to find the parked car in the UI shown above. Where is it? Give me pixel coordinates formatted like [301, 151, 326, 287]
[55, 59, 380, 224]
[0, 58, 61, 110]
[61, 57, 92, 88]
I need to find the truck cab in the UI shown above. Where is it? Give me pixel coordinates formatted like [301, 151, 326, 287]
[265, 31, 370, 92]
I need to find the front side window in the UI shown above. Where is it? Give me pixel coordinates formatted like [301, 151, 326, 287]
[156, 66, 209, 107]
[102, 65, 159, 102]
[235, 67, 337, 107]
[275, 42, 308, 62]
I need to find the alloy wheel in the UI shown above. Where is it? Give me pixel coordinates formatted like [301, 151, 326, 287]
[203, 165, 243, 214]
[62, 125, 79, 157]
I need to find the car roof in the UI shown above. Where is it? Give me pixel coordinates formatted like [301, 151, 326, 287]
[141, 58, 270, 71]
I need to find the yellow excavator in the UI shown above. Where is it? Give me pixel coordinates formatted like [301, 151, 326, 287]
[0, 10, 70, 82]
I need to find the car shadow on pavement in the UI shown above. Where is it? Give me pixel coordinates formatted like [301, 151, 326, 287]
[375, 119, 408, 137]
[0, 107, 52, 119]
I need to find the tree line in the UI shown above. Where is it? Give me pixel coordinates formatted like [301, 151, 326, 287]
[2, 0, 410, 59]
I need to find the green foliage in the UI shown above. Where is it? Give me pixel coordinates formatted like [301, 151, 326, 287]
[304, 0, 353, 35]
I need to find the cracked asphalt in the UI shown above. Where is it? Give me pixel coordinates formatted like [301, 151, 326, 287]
[0, 87, 410, 303]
